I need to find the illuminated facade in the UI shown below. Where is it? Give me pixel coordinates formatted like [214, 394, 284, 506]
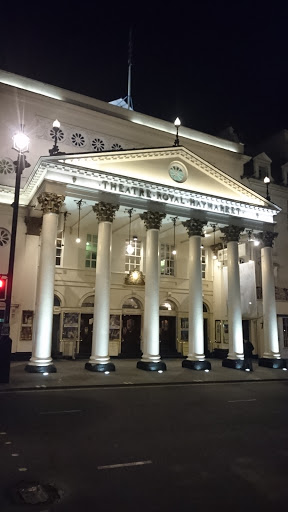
[0, 69, 287, 373]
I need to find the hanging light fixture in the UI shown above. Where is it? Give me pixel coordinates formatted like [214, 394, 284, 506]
[126, 208, 134, 255]
[171, 217, 177, 255]
[75, 199, 83, 243]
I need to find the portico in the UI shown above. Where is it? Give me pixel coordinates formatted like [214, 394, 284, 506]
[19, 145, 283, 374]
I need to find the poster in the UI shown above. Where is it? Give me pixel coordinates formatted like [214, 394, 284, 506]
[63, 312, 79, 340]
[109, 314, 120, 340]
[20, 310, 33, 340]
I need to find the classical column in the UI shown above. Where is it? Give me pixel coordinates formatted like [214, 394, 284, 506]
[85, 202, 119, 372]
[182, 219, 211, 371]
[137, 211, 166, 371]
[258, 231, 285, 368]
[220, 225, 245, 370]
[25, 192, 65, 373]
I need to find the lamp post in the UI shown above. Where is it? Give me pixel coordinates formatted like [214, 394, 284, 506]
[49, 119, 65, 156]
[174, 117, 181, 146]
[3, 128, 30, 333]
[264, 175, 271, 201]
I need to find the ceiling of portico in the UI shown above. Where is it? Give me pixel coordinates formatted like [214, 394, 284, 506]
[62, 195, 231, 248]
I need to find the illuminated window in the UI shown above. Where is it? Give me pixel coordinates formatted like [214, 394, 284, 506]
[201, 248, 206, 279]
[122, 297, 142, 309]
[125, 239, 141, 272]
[55, 231, 64, 266]
[160, 244, 175, 276]
[86, 234, 98, 269]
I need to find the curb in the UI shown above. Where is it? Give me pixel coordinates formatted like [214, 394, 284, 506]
[1, 377, 288, 392]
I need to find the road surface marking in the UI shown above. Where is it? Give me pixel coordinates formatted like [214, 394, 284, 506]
[98, 460, 152, 470]
[18, 468, 27, 472]
[0, 432, 7, 435]
[123, 382, 133, 384]
[40, 409, 82, 415]
[11, 453, 19, 457]
[5, 441, 12, 445]
[228, 399, 257, 403]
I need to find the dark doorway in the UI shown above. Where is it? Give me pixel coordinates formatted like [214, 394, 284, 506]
[79, 314, 93, 356]
[204, 318, 209, 356]
[121, 315, 141, 358]
[242, 320, 250, 341]
[52, 314, 60, 357]
[159, 316, 177, 356]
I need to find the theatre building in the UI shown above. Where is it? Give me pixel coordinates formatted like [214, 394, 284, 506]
[0, 70, 287, 373]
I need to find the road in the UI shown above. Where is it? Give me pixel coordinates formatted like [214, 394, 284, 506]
[1, 381, 288, 511]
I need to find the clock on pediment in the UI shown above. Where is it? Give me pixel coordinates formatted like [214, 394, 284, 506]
[168, 162, 187, 183]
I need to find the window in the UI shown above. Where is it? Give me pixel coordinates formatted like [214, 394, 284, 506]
[201, 248, 206, 279]
[125, 240, 141, 273]
[283, 317, 288, 348]
[82, 295, 95, 307]
[160, 244, 175, 276]
[86, 234, 98, 268]
[258, 165, 267, 180]
[55, 231, 64, 266]
[122, 297, 142, 309]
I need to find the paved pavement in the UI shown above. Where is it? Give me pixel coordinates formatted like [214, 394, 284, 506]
[1, 357, 288, 391]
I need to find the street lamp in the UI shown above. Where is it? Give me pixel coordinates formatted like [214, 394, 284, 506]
[3, 127, 30, 333]
[264, 175, 271, 201]
[174, 117, 181, 146]
[49, 119, 63, 156]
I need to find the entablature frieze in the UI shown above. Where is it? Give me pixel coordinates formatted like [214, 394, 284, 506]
[43, 163, 277, 225]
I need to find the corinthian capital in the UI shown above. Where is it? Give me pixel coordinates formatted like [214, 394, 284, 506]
[140, 211, 166, 230]
[220, 225, 244, 243]
[93, 202, 119, 222]
[182, 218, 206, 237]
[37, 192, 65, 214]
[257, 231, 278, 247]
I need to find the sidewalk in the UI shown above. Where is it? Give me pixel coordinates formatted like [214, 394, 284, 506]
[1, 358, 288, 391]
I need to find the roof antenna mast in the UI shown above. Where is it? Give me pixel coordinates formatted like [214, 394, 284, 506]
[127, 27, 133, 110]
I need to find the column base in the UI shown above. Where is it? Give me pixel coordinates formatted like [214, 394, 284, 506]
[85, 362, 115, 372]
[182, 359, 211, 371]
[25, 364, 57, 374]
[258, 358, 287, 369]
[137, 360, 167, 372]
[222, 358, 247, 371]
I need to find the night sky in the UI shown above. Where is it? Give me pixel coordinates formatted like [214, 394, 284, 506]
[1, 2, 288, 144]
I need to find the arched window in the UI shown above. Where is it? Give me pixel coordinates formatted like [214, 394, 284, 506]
[122, 297, 142, 309]
[159, 300, 176, 311]
[203, 303, 209, 313]
[82, 295, 95, 307]
[54, 295, 61, 307]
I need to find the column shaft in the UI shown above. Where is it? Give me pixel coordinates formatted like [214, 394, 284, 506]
[227, 241, 244, 359]
[261, 246, 280, 358]
[187, 235, 205, 360]
[142, 229, 160, 362]
[27, 212, 58, 370]
[89, 221, 112, 364]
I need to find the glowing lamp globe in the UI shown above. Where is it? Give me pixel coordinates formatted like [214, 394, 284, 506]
[13, 132, 30, 153]
[126, 243, 134, 255]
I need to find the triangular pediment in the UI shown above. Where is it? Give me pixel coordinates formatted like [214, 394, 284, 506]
[52, 146, 272, 208]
